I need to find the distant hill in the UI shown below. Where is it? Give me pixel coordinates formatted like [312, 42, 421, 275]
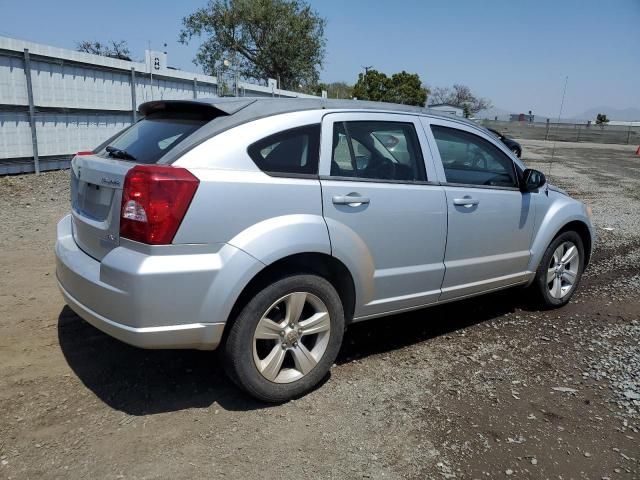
[571, 106, 640, 122]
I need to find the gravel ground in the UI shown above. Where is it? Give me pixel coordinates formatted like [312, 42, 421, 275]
[0, 140, 639, 479]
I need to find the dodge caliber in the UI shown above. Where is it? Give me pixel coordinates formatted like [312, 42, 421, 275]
[56, 98, 595, 402]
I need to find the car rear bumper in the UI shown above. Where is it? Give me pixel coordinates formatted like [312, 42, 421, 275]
[55, 214, 261, 350]
[58, 279, 225, 349]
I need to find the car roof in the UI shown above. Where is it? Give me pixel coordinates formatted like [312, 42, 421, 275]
[140, 96, 481, 127]
[145, 97, 485, 164]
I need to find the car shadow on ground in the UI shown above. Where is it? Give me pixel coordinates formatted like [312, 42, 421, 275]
[58, 288, 532, 416]
[337, 287, 530, 363]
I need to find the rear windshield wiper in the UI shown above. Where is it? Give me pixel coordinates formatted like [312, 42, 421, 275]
[106, 145, 137, 161]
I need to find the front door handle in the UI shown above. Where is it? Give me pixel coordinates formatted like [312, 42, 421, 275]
[453, 197, 479, 207]
[332, 193, 370, 206]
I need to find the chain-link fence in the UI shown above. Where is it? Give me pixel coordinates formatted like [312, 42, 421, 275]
[480, 120, 640, 145]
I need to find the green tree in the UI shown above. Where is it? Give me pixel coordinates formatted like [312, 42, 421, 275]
[387, 71, 428, 106]
[179, 0, 326, 90]
[352, 69, 428, 106]
[76, 40, 132, 61]
[352, 69, 391, 102]
[596, 113, 609, 125]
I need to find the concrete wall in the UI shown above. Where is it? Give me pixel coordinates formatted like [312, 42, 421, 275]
[0, 36, 318, 174]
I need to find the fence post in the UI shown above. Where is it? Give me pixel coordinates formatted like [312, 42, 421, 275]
[544, 118, 550, 141]
[628, 124, 632, 145]
[234, 71, 239, 97]
[130, 67, 137, 123]
[193, 78, 198, 99]
[23, 48, 40, 175]
[576, 125, 580, 142]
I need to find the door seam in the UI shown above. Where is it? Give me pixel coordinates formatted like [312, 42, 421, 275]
[318, 178, 333, 255]
[438, 187, 450, 298]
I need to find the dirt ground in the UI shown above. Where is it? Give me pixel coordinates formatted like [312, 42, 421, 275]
[1, 139, 639, 479]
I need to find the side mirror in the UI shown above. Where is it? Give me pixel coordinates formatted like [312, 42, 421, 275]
[521, 168, 546, 192]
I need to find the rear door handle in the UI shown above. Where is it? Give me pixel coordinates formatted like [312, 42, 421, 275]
[453, 197, 479, 207]
[332, 194, 370, 206]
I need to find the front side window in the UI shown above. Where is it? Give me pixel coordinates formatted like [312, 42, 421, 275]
[330, 121, 426, 182]
[431, 125, 518, 188]
[247, 124, 320, 175]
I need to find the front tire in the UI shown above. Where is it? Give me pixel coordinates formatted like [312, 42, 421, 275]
[532, 231, 584, 308]
[224, 274, 345, 402]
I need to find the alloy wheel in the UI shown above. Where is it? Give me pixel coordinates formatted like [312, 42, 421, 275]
[547, 241, 580, 299]
[252, 292, 331, 383]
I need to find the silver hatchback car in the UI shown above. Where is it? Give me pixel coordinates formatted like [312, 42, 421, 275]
[56, 98, 594, 401]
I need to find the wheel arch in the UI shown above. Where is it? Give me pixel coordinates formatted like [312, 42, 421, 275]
[554, 220, 592, 266]
[226, 252, 357, 336]
[529, 217, 593, 275]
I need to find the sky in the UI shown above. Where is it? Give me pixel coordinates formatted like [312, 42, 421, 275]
[1, 0, 638, 117]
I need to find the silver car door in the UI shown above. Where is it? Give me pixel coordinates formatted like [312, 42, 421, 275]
[421, 117, 536, 300]
[320, 112, 447, 320]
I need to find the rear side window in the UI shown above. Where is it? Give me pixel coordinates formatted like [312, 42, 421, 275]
[99, 111, 209, 164]
[247, 125, 320, 176]
[330, 121, 426, 182]
[431, 125, 517, 188]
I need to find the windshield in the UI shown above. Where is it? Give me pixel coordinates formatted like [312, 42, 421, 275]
[99, 112, 209, 164]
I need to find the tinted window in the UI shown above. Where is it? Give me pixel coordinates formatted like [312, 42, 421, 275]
[431, 125, 517, 188]
[247, 125, 320, 175]
[100, 112, 208, 164]
[330, 121, 426, 182]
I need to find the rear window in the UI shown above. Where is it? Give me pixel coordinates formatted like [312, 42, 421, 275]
[99, 111, 209, 164]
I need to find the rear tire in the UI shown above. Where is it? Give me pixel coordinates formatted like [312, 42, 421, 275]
[224, 274, 344, 403]
[532, 231, 584, 308]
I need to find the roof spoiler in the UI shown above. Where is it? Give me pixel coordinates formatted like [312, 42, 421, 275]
[138, 98, 256, 117]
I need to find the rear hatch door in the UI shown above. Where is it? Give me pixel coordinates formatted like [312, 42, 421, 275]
[70, 156, 131, 260]
[70, 100, 235, 260]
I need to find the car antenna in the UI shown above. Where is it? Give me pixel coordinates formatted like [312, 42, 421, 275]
[547, 76, 569, 189]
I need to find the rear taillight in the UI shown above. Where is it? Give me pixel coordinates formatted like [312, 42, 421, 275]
[120, 165, 199, 245]
[75, 151, 94, 156]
